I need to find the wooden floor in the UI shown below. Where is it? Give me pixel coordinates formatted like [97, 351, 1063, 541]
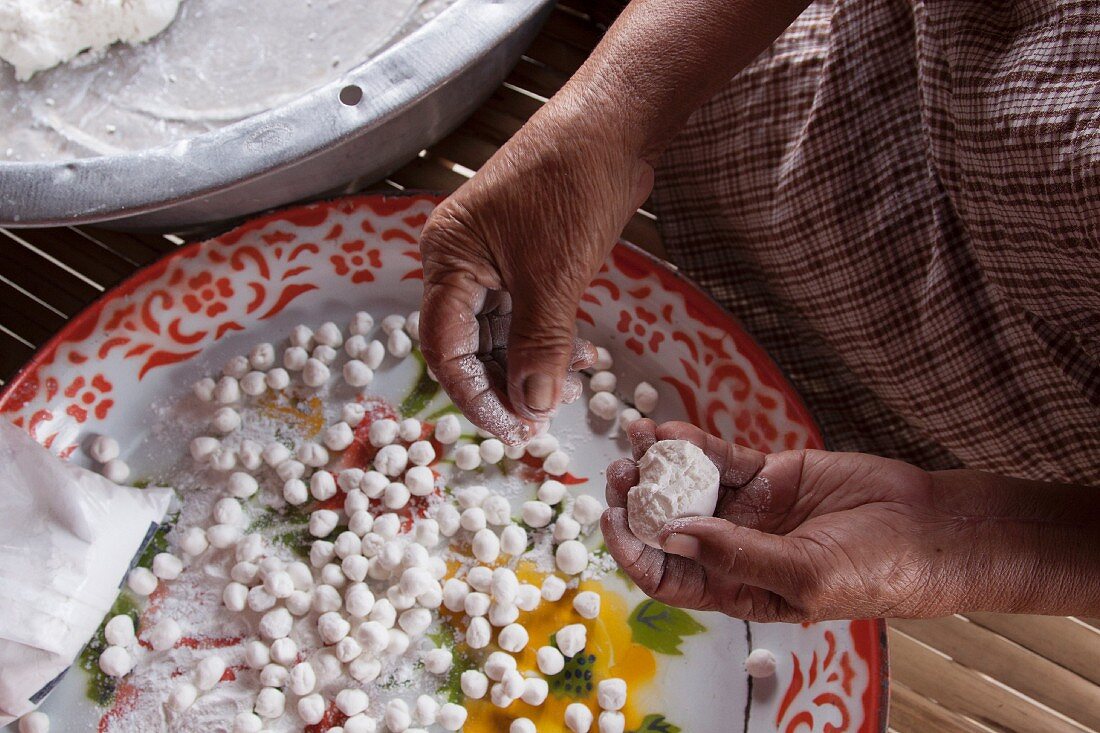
[2, 2, 1097, 731]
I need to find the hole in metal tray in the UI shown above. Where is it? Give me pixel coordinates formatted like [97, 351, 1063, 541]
[339, 85, 363, 106]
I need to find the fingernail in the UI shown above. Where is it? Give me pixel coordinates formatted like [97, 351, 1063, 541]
[662, 533, 700, 558]
[522, 373, 556, 414]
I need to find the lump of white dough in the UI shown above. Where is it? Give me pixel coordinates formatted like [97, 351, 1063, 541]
[744, 648, 778, 677]
[627, 439, 720, 549]
[0, 0, 182, 81]
[98, 646, 132, 677]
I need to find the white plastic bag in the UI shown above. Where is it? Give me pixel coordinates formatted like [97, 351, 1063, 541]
[0, 421, 172, 724]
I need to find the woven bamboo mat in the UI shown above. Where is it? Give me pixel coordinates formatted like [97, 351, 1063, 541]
[1, 3, 1097, 731]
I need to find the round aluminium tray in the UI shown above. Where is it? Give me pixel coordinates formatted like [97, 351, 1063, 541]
[0, 0, 553, 230]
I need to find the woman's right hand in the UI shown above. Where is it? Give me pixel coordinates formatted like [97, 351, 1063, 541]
[418, 105, 653, 443]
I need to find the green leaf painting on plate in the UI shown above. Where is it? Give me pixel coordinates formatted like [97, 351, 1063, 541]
[632, 714, 682, 733]
[399, 350, 442, 417]
[627, 600, 705, 655]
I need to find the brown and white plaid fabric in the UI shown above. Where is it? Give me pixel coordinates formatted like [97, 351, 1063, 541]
[650, 0, 1100, 484]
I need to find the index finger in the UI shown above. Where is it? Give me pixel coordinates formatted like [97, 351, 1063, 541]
[420, 265, 530, 445]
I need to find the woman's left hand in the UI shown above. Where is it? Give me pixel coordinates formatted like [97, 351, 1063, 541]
[602, 419, 964, 622]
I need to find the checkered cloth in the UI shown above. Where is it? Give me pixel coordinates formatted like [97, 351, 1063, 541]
[650, 0, 1099, 483]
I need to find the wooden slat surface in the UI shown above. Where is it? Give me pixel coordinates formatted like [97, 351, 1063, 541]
[892, 616, 1100, 730]
[0, 4, 1097, 733]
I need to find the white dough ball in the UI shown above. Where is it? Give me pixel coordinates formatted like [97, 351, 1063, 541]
[556, 623, 588, 657]
[590, 371, 617, 393]
[522, 501, 552, 528]
[227, 471, 259, 499]
[466, 617, 491, 649]
[543, 450, 571, 476]
[521, 677, 549, 706]
[349, 311, 374, 336]
[104, 614, 135, 647]
[553, 514, 581, 542]
[555, 540, 589, 576]
[342, 402, 367, 426]
[167, 682, 198, 712]
[438, 703, 468, 731]
[619, 408, 642, 431]
[588, 391, 620, 421]
[454, 444, 482, 471]
[407, 440, 436, 466]
[89, 435, 120, 463]
[537, 645, 565, 675]
[302, 358, 330, 387]
[240, 371, 267, 396]
[460, 670, 488, 700]
[472, 528, 500, 564]
[254, 687, 286, 719]
[363, 339, 385, 369]
[145, 618, 182, 651]
[214, 376, 240, 404]
[266, 367, 291, 390]
[405, 465, 435, 496]
[572, 494, 603, 525]
[541, 575, 567, 602]
[538, 479, 567, 505]
[192, 377, 216, 402]
[424, 648, 453, 675]
[315, 321, 343, 348]
[152, 552, 183, 580]
[498, 623, 529, 653]
[189, 436, 220, 463]
[194, 656, 226, 690]
[388, 329, 412, 358]
[479, 438, 505, 464]
[343, 360, 374, 387]
[633, 381, 659, 414]
[565, 702, 594, 733]
[597, 678, 627, 710]
[126, 567, 157, 596]
[573, 590, 602, 619]
[744, 648, 778, 678]
[511, 719, 536, 733]
[297, 441, 329, 467]
[298, 694, 326, 726]
[398, 417, 422, 441]
[102, 458, 131, 483]
[249, 342, 276, 369]
[500, 524, 528, 556]
[223, 356, 250, 378]
[599, 711, 626, 733]
[434, 414, 461, 444]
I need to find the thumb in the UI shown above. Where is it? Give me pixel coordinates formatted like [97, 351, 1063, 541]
[659, 517, 809, 598]
[505, 291, 585, 422]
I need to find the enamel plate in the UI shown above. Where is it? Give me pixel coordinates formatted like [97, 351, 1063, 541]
[0, 194, 887, 732]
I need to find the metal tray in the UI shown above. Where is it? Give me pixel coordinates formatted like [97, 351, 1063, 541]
[0, 0, 553, 230]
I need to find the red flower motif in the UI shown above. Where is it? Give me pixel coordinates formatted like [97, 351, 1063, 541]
[330, 240, 382, 283]
[616, 306, 666, 355]
[182, 271, 233, 317]
[63, 373, 115, 422]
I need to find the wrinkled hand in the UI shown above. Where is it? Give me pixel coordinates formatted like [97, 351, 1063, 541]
[418, 107, 653, 443]
[602, 420, 964, 622]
